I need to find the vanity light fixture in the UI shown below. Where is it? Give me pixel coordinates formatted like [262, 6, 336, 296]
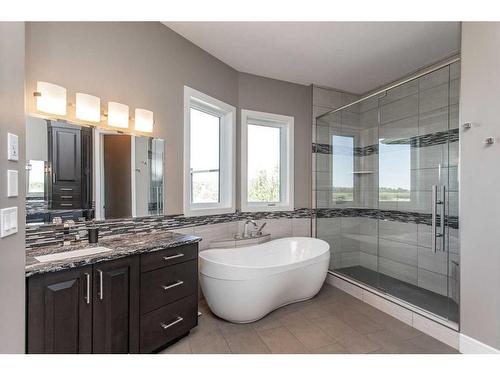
[107, 102, 129, 128]
[134, 108, 154, 133]
[35, 81, 67, 116]
[75, 93, 101, 122]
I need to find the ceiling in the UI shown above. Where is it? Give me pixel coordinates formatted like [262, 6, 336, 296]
[164, 22, 460, 94]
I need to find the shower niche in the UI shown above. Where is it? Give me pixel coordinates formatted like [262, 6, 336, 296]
[314, 60, 460, 325]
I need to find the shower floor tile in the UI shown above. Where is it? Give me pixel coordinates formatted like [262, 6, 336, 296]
[160, 283, 458, 354]
[336, 265, 459, 323]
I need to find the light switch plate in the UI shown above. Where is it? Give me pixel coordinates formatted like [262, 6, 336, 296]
[7, 133, 19, 161]
[7, 170, 18, 197]
[0, 207, 18, 238]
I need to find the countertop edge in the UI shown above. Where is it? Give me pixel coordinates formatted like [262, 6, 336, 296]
[25, 234, 201, 278]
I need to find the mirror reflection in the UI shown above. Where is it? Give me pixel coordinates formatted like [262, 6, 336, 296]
[25, 116, 165, 225]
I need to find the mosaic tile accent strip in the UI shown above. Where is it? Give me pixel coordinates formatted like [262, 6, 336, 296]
[315, 208, 458, 229]
[384, 128, 459, 148]
[312, 128, 459, 156]
[354, 144, 378, 157]
[25, 208, 313, 249]
[312, 143, 332, 154]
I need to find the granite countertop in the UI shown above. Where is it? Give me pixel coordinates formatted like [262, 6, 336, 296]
[25, 231, 201, 277]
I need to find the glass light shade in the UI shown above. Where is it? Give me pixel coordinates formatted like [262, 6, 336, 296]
[107, 102, 129, 128]
[36, 81, 67, 116]
[134, 108, 154, 133]
[76, 93, 101, 122]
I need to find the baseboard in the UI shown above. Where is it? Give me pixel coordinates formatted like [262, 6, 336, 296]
[326, 272, 460, 349]
[459, 334, 500, 354]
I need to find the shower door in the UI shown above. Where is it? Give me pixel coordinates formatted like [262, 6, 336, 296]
[315, 61, 460, 324]
[377, 62, 459, 323]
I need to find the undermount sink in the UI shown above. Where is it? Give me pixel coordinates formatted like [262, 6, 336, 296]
[34, 246, 113, 263]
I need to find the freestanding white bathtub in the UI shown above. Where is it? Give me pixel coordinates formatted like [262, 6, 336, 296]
[199, 237, 330, 323]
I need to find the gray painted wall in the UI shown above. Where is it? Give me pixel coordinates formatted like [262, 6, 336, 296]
[26, 22, 239, 215]
[460, 22, 500, 350]
[237, 72, 312, 209]
[0, 22, 26, 353]
[25, 22, 314, 214]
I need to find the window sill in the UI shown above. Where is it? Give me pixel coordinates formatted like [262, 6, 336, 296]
[241, 204, 295, 213]
[183, 206, 236, 217]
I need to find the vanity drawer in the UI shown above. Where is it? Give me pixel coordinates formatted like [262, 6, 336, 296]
[140, 260, 197, 314]
[52, 192, 81, 202]
[51, 201, 80, 209]
[140, 243, 198, 272]
[53, 185, 81, 195]
[140, 294, 197, 353]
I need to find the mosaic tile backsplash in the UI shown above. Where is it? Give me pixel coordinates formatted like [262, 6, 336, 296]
[26, 207, 458, 249]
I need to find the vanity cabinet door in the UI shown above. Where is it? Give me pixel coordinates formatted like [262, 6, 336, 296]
[50, 123, 82, 186]
[92, 256, 140, 354]
[27, 266, 93, 354]
[48, 121, 83, 209]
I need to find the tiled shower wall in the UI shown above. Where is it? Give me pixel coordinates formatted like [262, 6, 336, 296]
[312, 85, 360, 216]
[313, 62, 460, 302]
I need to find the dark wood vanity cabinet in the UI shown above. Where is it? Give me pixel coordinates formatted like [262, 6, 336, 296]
[47, 121, 92, 211]
[92, 257, 140, 354]
[27, 256, 140, 354]
[139, 243, 199, 353]
[27, 243, 199, 354]
[27, 266, 93, 354]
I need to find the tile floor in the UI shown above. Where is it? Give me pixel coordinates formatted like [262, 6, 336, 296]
[160, 284, 458, 354]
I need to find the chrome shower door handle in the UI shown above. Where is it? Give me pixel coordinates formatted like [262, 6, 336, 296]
[440, 185, 446, 252]
[432, 185, 438, 253]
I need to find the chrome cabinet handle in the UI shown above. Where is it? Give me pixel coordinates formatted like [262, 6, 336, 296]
[162, 253, 184, 261]
[60, 188, 73, 191]
[160, 316, 183, 330]
[97, 269, 104, 300]
[60, 203, 73, 207]
[161, 280, 184, 291]
[84, 272, 90, 304]
[60, 195, 73, 199]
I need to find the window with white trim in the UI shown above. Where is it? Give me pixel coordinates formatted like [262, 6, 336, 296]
[241, 110, 294, 212]
[184, 86, 236, 216]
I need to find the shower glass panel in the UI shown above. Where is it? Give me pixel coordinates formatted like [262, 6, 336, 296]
[315, 61, 460, 324]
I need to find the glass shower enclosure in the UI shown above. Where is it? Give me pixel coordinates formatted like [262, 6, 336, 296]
[314, 60, 460, 324]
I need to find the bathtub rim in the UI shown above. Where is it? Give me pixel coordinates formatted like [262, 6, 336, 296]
[199, 236, 330, 281]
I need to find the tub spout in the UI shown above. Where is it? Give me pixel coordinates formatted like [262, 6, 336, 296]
[243, 219, 258, 238]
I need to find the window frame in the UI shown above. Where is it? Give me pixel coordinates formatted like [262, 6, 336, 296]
[183, 86, 236, 217]
[26, 159, 46, 198]
[240, 109, 294, 212]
